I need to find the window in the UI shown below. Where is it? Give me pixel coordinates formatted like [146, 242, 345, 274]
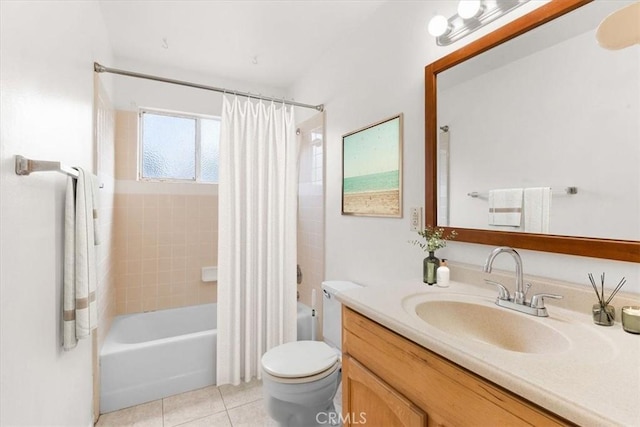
[139, 108, 220, 183]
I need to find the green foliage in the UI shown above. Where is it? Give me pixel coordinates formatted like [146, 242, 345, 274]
[409, 226, 457, 253]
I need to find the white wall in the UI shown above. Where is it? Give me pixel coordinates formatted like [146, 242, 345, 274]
[0, 1, 113, 425]
[291, 0, 640, 293]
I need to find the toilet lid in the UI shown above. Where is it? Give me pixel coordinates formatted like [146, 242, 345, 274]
[261, 341, 338, 378]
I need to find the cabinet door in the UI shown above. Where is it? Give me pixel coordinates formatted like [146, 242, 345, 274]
[343, 355, 427, 427]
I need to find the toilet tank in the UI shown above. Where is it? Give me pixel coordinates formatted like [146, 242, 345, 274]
[322, 281, 362, 350]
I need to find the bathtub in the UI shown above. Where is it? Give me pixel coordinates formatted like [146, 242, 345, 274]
[100, 301, 314, 413]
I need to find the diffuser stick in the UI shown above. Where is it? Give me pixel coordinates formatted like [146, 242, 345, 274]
[605, 277, 627, 306]
[588, 273, 602, 304]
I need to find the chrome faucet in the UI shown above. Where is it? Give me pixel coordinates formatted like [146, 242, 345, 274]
[483, 246, 526, 304]
[483, 246, 562, 317]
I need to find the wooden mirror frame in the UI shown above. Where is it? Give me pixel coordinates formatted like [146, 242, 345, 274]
[425, 0, 639, 263]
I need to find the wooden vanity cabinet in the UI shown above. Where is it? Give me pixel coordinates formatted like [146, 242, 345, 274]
[341, 307, 573, 427]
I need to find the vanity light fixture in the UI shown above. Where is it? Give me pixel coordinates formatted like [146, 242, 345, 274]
[457, 0, 482, 20]
[428, 15, 450, 37]
[428, 0, 531, 46]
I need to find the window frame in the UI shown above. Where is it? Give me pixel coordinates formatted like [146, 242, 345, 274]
[138, 107, 220, 184]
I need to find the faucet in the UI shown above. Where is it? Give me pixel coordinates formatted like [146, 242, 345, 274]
[483, 246, 526, 304]
[483, 246, 562, 317]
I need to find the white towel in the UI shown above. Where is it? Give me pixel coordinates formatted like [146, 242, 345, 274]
[488, 188, 523, 227]
[63, 169, 100, 351]
[524, 187, 551, 233]
[63, 177, 76, 350]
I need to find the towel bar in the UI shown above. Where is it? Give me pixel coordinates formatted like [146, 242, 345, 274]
[15, 155, 79, 178]
[468, 187, 578, 198]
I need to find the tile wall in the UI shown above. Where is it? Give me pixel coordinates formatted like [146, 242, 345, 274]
[113, 111, 218, 314]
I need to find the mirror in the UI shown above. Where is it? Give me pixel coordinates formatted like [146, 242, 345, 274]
[425, 0, 640, 263]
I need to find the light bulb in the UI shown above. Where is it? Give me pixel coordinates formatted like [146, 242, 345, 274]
[428, 15, 449, 37]
[458, 0, 482, 19]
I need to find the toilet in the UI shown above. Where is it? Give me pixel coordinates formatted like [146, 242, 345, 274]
[261, 280, 361, 427]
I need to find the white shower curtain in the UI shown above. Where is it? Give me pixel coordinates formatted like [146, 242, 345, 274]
[217, 96, 298, 385]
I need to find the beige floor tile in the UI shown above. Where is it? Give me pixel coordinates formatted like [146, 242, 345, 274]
[219, 378, 264, 409]
[227, 399, 277, 427]
[163, 386, 226, 427]
[96, 400, 163, 427]
[173, 411, 232, 427]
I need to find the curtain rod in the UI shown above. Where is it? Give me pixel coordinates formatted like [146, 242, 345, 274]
[93, 62, 324, 112]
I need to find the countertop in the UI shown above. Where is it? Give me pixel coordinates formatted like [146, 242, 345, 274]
[337, 278, 640, 426]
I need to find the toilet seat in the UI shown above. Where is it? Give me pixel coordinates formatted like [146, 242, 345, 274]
[262, 341, 338, 381]
[262, 361, 340, 384]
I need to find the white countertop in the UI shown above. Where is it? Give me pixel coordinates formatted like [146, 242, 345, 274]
[337, 279, 640, 426]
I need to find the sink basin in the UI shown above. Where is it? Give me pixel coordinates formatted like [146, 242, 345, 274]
[413, 296, 571, 354]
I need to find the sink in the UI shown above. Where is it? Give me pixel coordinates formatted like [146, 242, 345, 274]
[412, 296, 571, 354]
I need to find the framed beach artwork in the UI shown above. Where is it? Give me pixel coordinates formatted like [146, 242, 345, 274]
[342, 114, 403, 217]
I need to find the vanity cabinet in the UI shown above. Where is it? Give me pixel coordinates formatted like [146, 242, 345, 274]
[341, 307, 573, 427]
[342, 355, 427, 426]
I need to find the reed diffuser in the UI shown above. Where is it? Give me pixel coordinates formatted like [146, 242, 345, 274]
[588, 273, 626, 326]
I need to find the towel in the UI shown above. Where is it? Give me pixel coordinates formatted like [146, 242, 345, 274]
[524, 187, 551, 233]
[63, 168, 100, 351]
[63, 177, 76, 350]
[488, 188, 523, 227]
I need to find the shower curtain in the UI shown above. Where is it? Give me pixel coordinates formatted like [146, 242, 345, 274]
[217, 96, 298, 385]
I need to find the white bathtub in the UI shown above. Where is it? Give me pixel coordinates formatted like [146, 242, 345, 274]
[100, 301, 314, 413]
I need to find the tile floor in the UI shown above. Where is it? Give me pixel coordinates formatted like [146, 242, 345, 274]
[96, 379, 277, 427]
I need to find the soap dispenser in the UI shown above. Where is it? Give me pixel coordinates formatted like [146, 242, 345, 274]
[436, 259, 450, 287]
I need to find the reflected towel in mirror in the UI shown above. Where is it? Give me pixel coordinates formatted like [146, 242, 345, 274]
[524, 187, 551, 233]
[488, 188, 523, 227]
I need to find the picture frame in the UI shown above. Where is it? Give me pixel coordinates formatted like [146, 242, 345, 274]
[342, 114, 403, 217]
